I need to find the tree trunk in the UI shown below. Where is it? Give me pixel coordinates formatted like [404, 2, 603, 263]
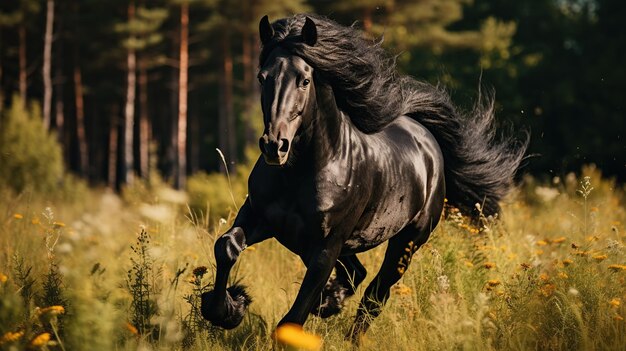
[241, 5, 256, 145]
[189, 107, 199, 174]
[138, 57, 150, 179]
[18, 25, 27, 106]
[108, 105, 119, 189]
[0, 31, 3, 117]
[176, 1, 189, 189]
[218, 32, 236, 171]
[251, 31, 261, 126]
[123, 1, 137, 185]
[43, 0, 55, 129]
[54, 7, 64, 144]
[73, 62, 88, 176]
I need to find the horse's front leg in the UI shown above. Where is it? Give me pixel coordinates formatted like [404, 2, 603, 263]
[201, 198, 266, 329]
[278, 241, 343, 326]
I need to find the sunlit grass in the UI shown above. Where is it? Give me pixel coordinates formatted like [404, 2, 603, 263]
[1, 165, 625, 350]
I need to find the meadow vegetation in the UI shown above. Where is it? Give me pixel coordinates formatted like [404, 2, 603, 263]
[0, 127, 625, 350]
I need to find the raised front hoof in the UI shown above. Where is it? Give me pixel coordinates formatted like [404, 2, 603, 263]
[200, 284, 251, 329]
[310, 278, 348, 318]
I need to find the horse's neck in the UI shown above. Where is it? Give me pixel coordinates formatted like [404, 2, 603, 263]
[310, 83, 358, 166]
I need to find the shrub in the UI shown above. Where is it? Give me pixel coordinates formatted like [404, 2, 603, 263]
[0, 96, 63, 193]
[186, 148, 256, 227]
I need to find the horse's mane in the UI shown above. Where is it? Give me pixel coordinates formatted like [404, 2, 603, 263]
[260, 14, 409, 133]
[260, 14, 528, 219]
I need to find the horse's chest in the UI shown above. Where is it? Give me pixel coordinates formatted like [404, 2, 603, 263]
[256, 185, 323, 253]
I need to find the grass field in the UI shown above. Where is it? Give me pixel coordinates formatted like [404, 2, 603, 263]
[1, 165, 625, 350]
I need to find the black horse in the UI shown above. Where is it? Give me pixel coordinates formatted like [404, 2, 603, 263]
[201, 14, 527, 341]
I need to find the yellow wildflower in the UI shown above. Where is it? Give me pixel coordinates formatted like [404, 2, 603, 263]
[246, 246, 256, 251]
[30, 333, 51, 347]
[609, 298, 621, 308]
[558, 272, 569, 279]
[1, 331, 24, 343]
[273, 323, 321, 350]
[539, 273, 550, 281]
[0, 273, 7, 283]
[487, 279, 501, 287]
[13, 213, 23, 219]
[552, 237, 566, 244]
[607, 264, 626, 272]
[53, 221, 65, 228]
[574, 250, 589, 257]
[125, 322, 138, 335]
[32, 217, 40, 225]
[39, 305, 65, 316]
[464, 260, 474, 268]
[536, 240, 548, 246]
[540, 284, 556, 297]
[535, 250, 544, 256]
[483, 262, 496, 270]
[593, 254, 608, 262]
[392, 283, 412, 296]
[562, 259, 573, 266]
[614, 314, 624, 322]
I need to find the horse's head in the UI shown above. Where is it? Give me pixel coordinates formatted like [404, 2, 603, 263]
[257, 16, 318, 166]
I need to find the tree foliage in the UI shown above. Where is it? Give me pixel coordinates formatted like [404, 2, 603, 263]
[0, 96, 63, 193]
[0, 0, 624, 188]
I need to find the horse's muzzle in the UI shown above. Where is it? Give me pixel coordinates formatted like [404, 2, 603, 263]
[259, 134, 290, 165]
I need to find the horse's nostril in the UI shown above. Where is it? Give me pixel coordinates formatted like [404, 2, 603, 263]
[278, 138, 290, 153]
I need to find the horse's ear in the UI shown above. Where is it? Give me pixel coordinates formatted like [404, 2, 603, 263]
[301, 16, 317, 46]
[259, 15, 274, 45]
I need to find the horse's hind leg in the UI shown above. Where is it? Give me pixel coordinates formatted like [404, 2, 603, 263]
[312, 255, 367, 318]
[348, 226, 431, 342]
[201, 199, 267, 329]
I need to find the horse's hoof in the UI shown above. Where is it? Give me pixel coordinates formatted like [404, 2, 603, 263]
[314, 299, 342, 318]
[201, 284, 251, 329]
[311, 278, 347, 318]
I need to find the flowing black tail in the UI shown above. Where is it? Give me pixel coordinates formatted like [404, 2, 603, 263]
[403, 80, 528, 219]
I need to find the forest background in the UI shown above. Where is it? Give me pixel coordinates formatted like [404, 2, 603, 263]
[1, 0, 624, 194]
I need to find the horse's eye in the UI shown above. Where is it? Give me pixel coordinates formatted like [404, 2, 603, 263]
[303, 79, 310, 87]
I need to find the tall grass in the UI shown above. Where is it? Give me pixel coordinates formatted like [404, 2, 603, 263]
[0, 165, 625, 350]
